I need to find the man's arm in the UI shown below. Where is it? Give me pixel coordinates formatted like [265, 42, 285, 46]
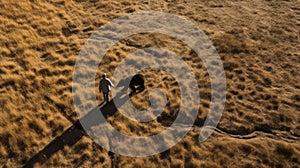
[108, 79, 114, 87]
[99, 81, 102, 92]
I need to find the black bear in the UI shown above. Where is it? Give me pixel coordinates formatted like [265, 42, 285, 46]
[129, 74, 145, 93]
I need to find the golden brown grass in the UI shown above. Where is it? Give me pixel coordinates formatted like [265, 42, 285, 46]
[0, 0, 299, 167]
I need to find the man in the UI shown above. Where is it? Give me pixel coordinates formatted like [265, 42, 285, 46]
[99, 73, 114, 103]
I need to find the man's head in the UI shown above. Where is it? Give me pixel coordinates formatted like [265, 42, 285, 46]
[102, 73, 107, 78]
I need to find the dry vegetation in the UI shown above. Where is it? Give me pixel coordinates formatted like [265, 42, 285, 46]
[0, 0, 299, 167]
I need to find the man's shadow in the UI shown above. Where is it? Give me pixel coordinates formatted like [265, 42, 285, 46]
[23, 78, 143, 168]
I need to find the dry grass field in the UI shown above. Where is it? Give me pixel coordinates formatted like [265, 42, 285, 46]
[0, 0, 299, 167]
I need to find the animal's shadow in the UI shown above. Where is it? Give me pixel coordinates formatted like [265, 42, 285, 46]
[116, 74, 145, 96]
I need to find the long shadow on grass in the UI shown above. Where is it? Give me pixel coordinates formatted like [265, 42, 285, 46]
[23, 87, 141, 168]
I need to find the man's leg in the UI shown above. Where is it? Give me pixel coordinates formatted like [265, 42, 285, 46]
[103, 92, 108, 102]
[106, 92, 109, 102]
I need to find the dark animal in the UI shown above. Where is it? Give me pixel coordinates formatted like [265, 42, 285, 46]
[129, 74, 145, 93]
